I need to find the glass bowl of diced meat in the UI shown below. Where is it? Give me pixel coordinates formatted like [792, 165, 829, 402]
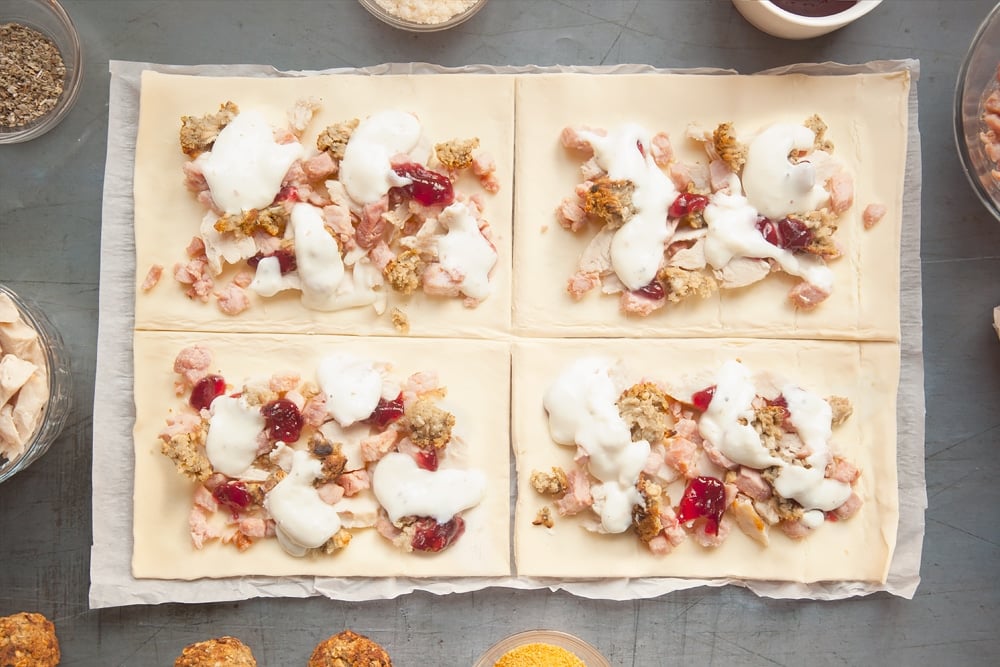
[955, 1, 1000, 222]
[0, 284, 73, 484]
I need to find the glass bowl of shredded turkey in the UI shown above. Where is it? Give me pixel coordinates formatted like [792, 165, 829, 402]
[358, 0, 488, 32]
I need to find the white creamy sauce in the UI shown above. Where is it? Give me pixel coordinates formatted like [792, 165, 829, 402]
[264, 450, 342, 556]
[204, 395, 266, 477]
[248, 255, 298, 297]
[371, 452, 485, 524]
[199, 110, 302, 215]
[698, 360, 785, 470]
[340, 110, 421, 205]
[578, 124, 678, 290]
[436, 201, 497, 300]
[703, 191, 834, 291]
[543, 357, 649, 533]
[317, 353, 382, 427]
[741, 123, 829, 220]
[290, 203, 346, 309]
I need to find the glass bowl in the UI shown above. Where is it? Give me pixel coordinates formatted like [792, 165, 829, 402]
[474, 630, 610, 667]
[358, 0, 488, 32]
[0, 0, 83, 144]
[954, 1, 1000, 222]
[0, 284, 73, 484]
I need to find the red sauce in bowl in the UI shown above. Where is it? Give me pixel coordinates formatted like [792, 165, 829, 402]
[769, 0, 859, 18]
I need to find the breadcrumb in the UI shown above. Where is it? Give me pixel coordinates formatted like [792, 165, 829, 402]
[495, 643, 585, 667]
[390, 307, 410, 334]
[180, 101, 239, 157]
[383, 250, 425, 295]
[804, 114, 834, 152]
[617, 382, 672, 444]
[713, 122, 747, 172]
[583, 176, 635, 228]
[435, 137, 480, 170]
[214, 204, 289, 238]
[161, 424, 212, 482]
[403, 398, 455, 449]
[530, 467, 568, 496]
[657, 266, 718, 302]
[532, 506, 554, 528]
[316, 119, 359, 160]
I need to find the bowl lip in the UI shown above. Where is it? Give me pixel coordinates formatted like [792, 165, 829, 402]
[0, 0, 84, 144]
[357, 0, 488, 32]
[749, 0, 883, 27]
[953, 0, 1000, 223]
[473, 629, 610, 667]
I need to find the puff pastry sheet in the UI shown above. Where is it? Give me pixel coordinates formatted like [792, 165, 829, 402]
[513, 338, 899, 583]
[513, 72, 909, 341]
[132, 331, 511, 579]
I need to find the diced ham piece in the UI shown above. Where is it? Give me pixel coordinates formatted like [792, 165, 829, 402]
[702, 441, 738, 471]
[709, 159, 735, 193]
[360, 428, 400, 463]
[232, 270, 254, 289]
[788, 281, 831, 310]
[300, 394, 327, 428]
[303, 151, 337, 181]
[715, 257, 770, 289]
[825, 456, 860, 484]
[173, 345, 212, 388]
[159, 411, 203, 439]
[369, 240, 396, 272]
[620, 290, 666, 316]
[663, 436, 701, 479]
[402, 371, 441, 407]
[471, 152, 500, 193]
[337, 469, 371, 497]
[668, 163, 694, 191]
[650, 132, 673, 167]
[174, 256, 214, 302]
[141, 264, 163, 292]
[185, 236, 207, 258]
[182, 160, 209, 194]
[557, 197, 588, 232]
[268, 372, 300, 394]
[827, 170, 854, 214]
[214, 284, 250, 315]
[729, 494, 769, 546]
[735, 466, 772, 502]
[567, 270, 601, 300]
[862, 203, 887, 229]
[193, 484, 218, 513]
[831, 491, 863, 521]
[317, 482, 346, 506]
[673, 418, 702, 444]
[560, 126, 600, 154]
[375, 511, 403, 541]
[238, 516, 268, 538]
[692, 515, 731, 548]
[779, 519, 813, 540]
[422, 264, 464, 298]
[322, 202, 355, 239]
[189, 506, 220, 549]
[357, 198, 388, 250]
[554, 469, 593, 516]
[579, 157, 603, 181]
[658, 506, 687, 547]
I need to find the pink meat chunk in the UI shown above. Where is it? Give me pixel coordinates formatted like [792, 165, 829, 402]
[862, 203, 887, 229]
[788, 281, 831, 310]
[554, 469, 593, 516]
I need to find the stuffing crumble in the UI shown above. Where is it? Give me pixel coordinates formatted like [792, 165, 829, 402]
[383, 249, 425, 295]
[316, 118, 359, 160]
[827, 395, 853, 426]
[658, 266, 718, 303]
[161, 424, 212, 482]
[435, 137, 480, 170]
[530, 466, 568, 496]
[617, 381, 672, 444]
[179, 101, 239, 157]
[712, 121, 747, 172]
[804, 114, 834, 152]
[583, 176, 635, 228]
[532, 506, 554, 528]
[390, 306, 410, 334]
[214, 204, 289, 238]
[403, 397, 455, 449]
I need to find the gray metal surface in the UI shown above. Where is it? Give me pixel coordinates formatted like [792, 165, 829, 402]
[1, 0, 998, 664]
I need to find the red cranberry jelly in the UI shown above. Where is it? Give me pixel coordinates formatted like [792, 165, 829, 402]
[411, 516, 465, 552]
[633, 280, 665, 301]
[669, 193, 709, 219]
[691, 385, 716, 411]
[676, 476, 727, 535]
[392, 163, 454, 207]
[756, 216, 813, 251]
[414, 448, 439, 472]
[247, 248, 296, 274]
[273, 184, 299, 203]
[190, 374, 226, 411]
[213, 481, 253, 518]
[366, 393, 405, 429]
[261, 398, 303, 443]
[770, 0, 858, 18]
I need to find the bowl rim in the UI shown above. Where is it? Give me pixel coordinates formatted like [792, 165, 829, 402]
[473, 629, 610, 667]
[0, 0, 84, 144]
[357, 0, 488, 32]
[953, 0, 1000, 223]
[745, 0, 883, 27]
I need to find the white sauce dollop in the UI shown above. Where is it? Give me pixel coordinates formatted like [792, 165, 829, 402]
[290, 203, 346, 309]
[248, 255, 298, 297]
[317, 353, 382, 427]
[204, 395, 265, 477]
[543, 357, 649, 533]
[741, 123, 829, 220]
[578, 125, 678, 290]
[198, 110, 302, 215]
[371, 452, 485, 524]
[264, 450, 342, 556]
[437, 201, 497, 301]
[340, 110, 421, 205]
[703, 191, 834, 292]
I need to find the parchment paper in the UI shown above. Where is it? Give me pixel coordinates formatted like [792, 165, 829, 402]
[91, 59, 924, 608]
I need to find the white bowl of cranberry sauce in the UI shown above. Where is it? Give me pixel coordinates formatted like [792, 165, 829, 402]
[955, 1, 1000, 222]
[731, 0, 883, 40]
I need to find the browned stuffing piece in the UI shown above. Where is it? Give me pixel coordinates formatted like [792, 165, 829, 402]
[175, 635, 258, 667]
[827, 395, 853, 426]
[435, 137, 480, 170]
[530, 466, 568, 496]
[583, 176, 636, 228]
[161, 426, 212, 482]
[214, 204, 290, 238]
[617, 381, 673, 444]
[390, 307, 410, 334]
[308, 629, 392, 667]
[180, 101, 239, 157]
[532, 506, 554, 528]
[403, 397, 455, 449]
[0, 612, 61, 667]
[383, 249, 425, 295]
[632, 476, 666, 543]
[311, 436, 347, 482]
[658, 266, 718, 302]
[713, 122, 747, 172]
[316, 118, 360, 160]
[319, 527, 354, 554]
[804, 114, 834, 152]
[753, 404, 788, 460]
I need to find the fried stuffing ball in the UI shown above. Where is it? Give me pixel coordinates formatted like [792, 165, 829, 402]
[0, 612, 61, 667]
[174, 636, 257, 667]
[308, 630, 393, 667]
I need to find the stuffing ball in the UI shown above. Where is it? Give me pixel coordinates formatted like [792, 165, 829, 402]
[0, 612, 61, 667]
[308, 629, 392, 667]
[174, 636, 257, 667]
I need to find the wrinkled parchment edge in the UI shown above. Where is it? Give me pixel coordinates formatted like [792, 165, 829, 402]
[91, 60, 924, 608]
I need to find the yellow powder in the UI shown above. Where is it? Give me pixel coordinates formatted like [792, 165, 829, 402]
[494, 642, 586, 667]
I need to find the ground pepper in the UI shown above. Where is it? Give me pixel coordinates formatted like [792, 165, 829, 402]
[494, 642, 586, 667]
[0, 22, 66, 127]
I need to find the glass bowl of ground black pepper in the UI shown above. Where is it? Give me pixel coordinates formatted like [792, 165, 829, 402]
[474, 630, 610, 667]
[0, 0, 82, 144]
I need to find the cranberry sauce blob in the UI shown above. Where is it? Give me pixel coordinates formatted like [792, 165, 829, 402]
[768, 0, 859, 18]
